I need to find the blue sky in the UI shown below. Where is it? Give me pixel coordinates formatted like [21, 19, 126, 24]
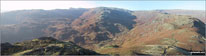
[94, 1, 205, 10]
[1, 1, 205, 12]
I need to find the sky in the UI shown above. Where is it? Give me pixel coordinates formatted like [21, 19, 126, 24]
[1, 1, 205, 12]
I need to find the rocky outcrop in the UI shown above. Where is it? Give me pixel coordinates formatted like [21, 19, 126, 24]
[1, 37, 99, 55]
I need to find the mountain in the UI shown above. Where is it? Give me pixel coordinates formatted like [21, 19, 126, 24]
[1, 37, 99, 55]
[67, 7, 136, 45]
[155, 9, 205, 23]
[1, 7, 205, 55]
[1, 8, 88, 43]
[97, 11, 205, 55]
[1, 8, 88, 24]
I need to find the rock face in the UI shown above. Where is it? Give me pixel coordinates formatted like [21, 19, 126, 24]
[1, 7, 205, 55]
[1, 37, 99, 55]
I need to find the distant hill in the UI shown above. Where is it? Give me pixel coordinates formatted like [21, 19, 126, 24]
[155, 9, 205, 23]
[1, 8, 88, 24]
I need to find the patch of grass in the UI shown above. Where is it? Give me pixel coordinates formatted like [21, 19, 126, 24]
[12, 49, 33, 55]
[104, 45, 119, 48]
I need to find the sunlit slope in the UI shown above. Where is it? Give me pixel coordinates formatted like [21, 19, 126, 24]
[98, 13, 205, 55]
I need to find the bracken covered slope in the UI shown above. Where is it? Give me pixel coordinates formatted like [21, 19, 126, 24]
[97, 12, 205, 55]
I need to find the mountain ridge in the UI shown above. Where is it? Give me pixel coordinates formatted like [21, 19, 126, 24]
[1, 7, 205, 55]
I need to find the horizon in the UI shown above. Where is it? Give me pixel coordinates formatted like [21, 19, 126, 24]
[1, 1, 205, 13]
[1, 7, 205, 13]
